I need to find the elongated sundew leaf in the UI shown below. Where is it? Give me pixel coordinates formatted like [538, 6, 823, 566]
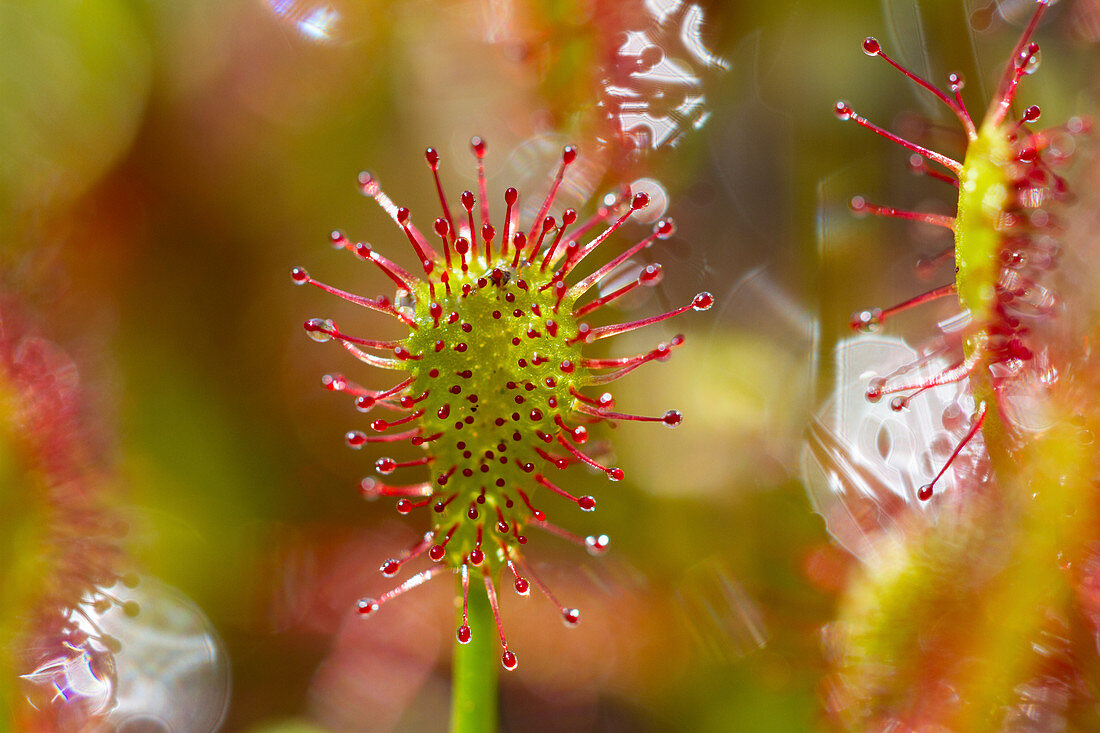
[824, 2, 1100, 728]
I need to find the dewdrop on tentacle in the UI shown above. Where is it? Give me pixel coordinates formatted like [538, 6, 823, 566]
[834, 0, 1087, 502]
[293, 138, 709, 670]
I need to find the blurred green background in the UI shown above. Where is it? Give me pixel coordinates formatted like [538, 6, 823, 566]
[2, 0, 1096, 730]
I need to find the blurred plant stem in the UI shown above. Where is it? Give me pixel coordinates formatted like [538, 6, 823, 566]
[956, 401, 1099, 729]
[450, 577, 498, 733]
[0, 384, 21, 723]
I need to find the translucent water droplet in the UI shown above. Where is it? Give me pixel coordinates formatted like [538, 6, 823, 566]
[304, 318, 336, 343]
[1017, 43, 1041, 75]
[358, 171, 380, 196]
[585, 534, 610, 555]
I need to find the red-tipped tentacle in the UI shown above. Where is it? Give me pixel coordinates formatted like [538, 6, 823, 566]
[917, 401, 987, 500]
[291, 269, 417, 327]
[556, 436, 622, 481]
[568, 387, 613, 409]
[370, 409, 424, 432]
[425, 148, 457, 243]
[427, 523, 459, 561]
[567, 189, 631, 245]
[482, 568, 518, 670]
[395, 207, 439, 275]
[511, 553, 580, 626]
[455, 236, 470, 273]
[510, 232, 527, 268]
[358, 172, 440, 262]
[515, 487, 545, 522]
[340, 374, 414, 404]
[482, 224, 496, 265]
[583, 341, 681, 386]
[530, 520, 609, 556]
[540, 209, 578, 271]
[570, 218, 671, 298]
[502, 187, 518, 260]
[865, 346, 984, 403]
[572, 402, 682, 427]
[359, 478, 433, 500]
[584, 293, 712, 342]
[336, 337, 403, 371]
[849, 283, 957, 332]
[534, 473, 596, 511]
[861, 36, 977, 139]
[849, 196, 956, 230]
[379, 530, 435, 577]
[526, 216, 556, 264]
[909, 153, 961, 188]
[580, 337, 681, 369]
[332, 230, 417, 291]
[348, 241, 417, 292]
[834, 102, 963, 176]
[456, 564, 472, 644]
[555, 192, 650, 279]
[357, 565, 449, 616]
[526, 146, 576, 242]
[460, 191, 479, 263]
[470, 136, 491, 230]
[989, 1, 1049, 128]
[434, 218, 453, 271]
[503, 553, 531, 596]
[534, 445, 568, 469]
[572, 269, 654, 317]
[375, 455, 435, 475]
[347, 429, 422, 448]
[304, 319, 401, 350]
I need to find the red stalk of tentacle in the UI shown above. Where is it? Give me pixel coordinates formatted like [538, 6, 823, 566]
[527, 145, 575, 242]
[301, 275, 416, 327]
[584, 294, 710, 341]
[835, 102, 963, 176]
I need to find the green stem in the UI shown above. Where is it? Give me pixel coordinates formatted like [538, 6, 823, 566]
[449, 575, 498, 733]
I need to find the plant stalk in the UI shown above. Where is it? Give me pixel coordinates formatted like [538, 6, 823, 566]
[449, 575, 498, 733]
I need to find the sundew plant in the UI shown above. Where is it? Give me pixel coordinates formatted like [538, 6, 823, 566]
[808, 0, 1100, 729]
[7, 0, 1100, 731]
[294, 139, 710, 730]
